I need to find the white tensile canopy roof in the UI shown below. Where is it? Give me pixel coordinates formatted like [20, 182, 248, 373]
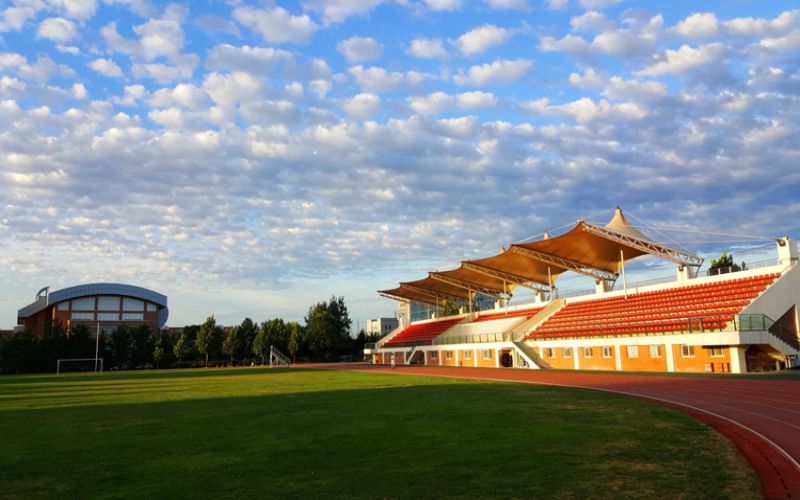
[379, 208, 703, 305]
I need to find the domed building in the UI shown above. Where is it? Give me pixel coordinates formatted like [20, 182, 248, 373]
[17, 283, 168, 336]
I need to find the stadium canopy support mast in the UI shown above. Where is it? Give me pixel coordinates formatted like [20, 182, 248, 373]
[429, 273, 506, 301]
[460, 262, 550, 294]
[510, 245, 618, 283]
[582, 223, 704, 274]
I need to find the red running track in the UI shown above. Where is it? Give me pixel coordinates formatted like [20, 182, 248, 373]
[317, 364, 800, 499]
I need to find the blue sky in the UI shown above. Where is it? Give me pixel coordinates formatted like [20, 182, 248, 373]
[1, 0, 799, 329]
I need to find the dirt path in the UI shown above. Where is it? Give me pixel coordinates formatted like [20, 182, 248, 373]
[312, 364, 800, 499]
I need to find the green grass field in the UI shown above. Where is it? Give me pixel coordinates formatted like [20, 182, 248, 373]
[0, 368, 758, 499]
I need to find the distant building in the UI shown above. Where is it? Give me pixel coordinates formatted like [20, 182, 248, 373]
[366, 317, 398, 337]
[17, 283, 168, 336]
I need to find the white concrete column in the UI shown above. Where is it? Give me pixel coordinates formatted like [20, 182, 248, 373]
[473, 348, 478, 367]
[666, 343, 675, 372]
[729, 346, 747, 373]
[455, 350, 460, 367]
[573, 344, 580, 369]
[438, 351, 443, 366]
[495, 348, 500, 368]
[614, 345, 622, 371]
[676, 266, 690, 285]
[595, 280, 611, 295]
[777, 237, 798, 266]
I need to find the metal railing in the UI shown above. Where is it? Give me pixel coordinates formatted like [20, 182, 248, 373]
[738, 314, 800, 350]
[433, 332, 511, 345]
[707, 258, 779, 277]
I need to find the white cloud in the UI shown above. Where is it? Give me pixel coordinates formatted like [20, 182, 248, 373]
[133, 16, 185, 60]
[233, 6, 317, 44]
[408, 38, 449, 59]
[407, 92, 454, 115]
[484, 0, 528, 10]
[425, 0, 461, 11]
[570, 11, 614, 32]
[456, 91, 497, 108]
[342, 93, 381, 118]
[545, 0, 568, 10]
[453, 59, 532, 85]
[554, 97, 647, 123]
[579, 0, 622, 9]
[639, 43, 724, 76]
[57, 0, 98, 19]
[202, 72, 263, 106]
[591, 14, 661, 57]
[671, 12, 719, 38]
[539, 34, 592, 53]
[602, 76, 666, 102]
[723, 10, 800, 37]
[132, 54, 197, 84]
[205, 44, 291, 74]
[89, 58, 123, 77]
[337, 37, 383, 63]
[71, 83, 87, 99]
[305, 0, 386, 24]
[349, 65, 427, 93]
[0, 6, 37, 32]
[36, 17, 78, 42]
[455, 24, 510, 55]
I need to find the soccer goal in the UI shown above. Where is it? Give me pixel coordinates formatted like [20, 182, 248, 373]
[269, 346, 291, 367]
[56, 358, 104, 375]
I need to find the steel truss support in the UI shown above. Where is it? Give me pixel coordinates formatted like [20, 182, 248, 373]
[429, 273, 506, 300]
[581, 223, 704, 270]
[509, 245, 618, 283]
[400, 283, 470, 304]
[461, 262, 550, 294]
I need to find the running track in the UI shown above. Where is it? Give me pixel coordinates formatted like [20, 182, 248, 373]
[318, 364, 800, 499]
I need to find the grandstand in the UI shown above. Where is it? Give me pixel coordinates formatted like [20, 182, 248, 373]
[367, 208, 800, 373]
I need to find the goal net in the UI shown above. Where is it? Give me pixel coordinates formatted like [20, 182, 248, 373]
[57, 358, 104, 375]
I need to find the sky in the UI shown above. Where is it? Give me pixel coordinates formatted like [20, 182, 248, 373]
[1, 0, 799, 329]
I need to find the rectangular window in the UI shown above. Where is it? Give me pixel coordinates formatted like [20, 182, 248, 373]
[482, 349, 492, 360]
[544, 348, 553, 358]
[583, 347, 593, 358]
[71, 312, 94, 321]
[146, 303, 157, 312]
[708, 347, 725, 358]
[97, 313, 120, 321]
[562, 348, 572, 358]
[602, 346, 613, 359]
[121, 313, 143, 321]
[97, 296, 119, 311]
[122, 298, 144, 311]
[430, 351, 437, 360]
[57, 301, 69, 311]
[626, 345, 639, 358]
[72, 297, 95, 311]
[463, 350, 472, 360]
[648, 345, 662, 358]
[681, 345, 695, 358]
[446, 351, 453, 360]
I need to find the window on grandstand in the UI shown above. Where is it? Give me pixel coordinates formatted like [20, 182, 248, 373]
[544, 348, 553, 358]
[97, 296, 119, 311]
[583, 347, 593, 358]
[626, 345, 639, 358]
[146, 302, 157, 312]
[681, 345, 695, 358]
[71, 312, 94, 321]
[482, 349, 492, 360]
[430, 351, 437, 360]
[562, 348, 572, 358]
[463, 350, 472, 360]
[446, 351, 453, 360]
[123, 298, 144, 311]
[601, 346, 613, 359]
[708, 347, 725, 358]
[71, 297, 95, 311]
[122, 313, 143, 321]
[648, 345, 662, 358]
[57, 301, 69, 311]
[97, 313, 119, 321]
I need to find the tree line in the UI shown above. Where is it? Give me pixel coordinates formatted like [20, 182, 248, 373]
[0, 296, 379, 374]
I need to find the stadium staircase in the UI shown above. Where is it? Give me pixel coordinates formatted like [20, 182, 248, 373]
[528, 273, 782, 340]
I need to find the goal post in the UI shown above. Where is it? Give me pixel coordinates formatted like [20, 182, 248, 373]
[56, 358, 104, 375]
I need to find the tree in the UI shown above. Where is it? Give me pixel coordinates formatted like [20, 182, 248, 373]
[287, 322, 307, 361]
[130, 325, 154, 368]
[253, 318, 291, 363]
[196, 315, 222, 368]
[222, 327, 244, 366]
[710, 252, 746, 275]
[173, 332, 190, 368]
[110, 325, 132, 369]
[236, 317, 258, 359]
[305, 306, 338, 360]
